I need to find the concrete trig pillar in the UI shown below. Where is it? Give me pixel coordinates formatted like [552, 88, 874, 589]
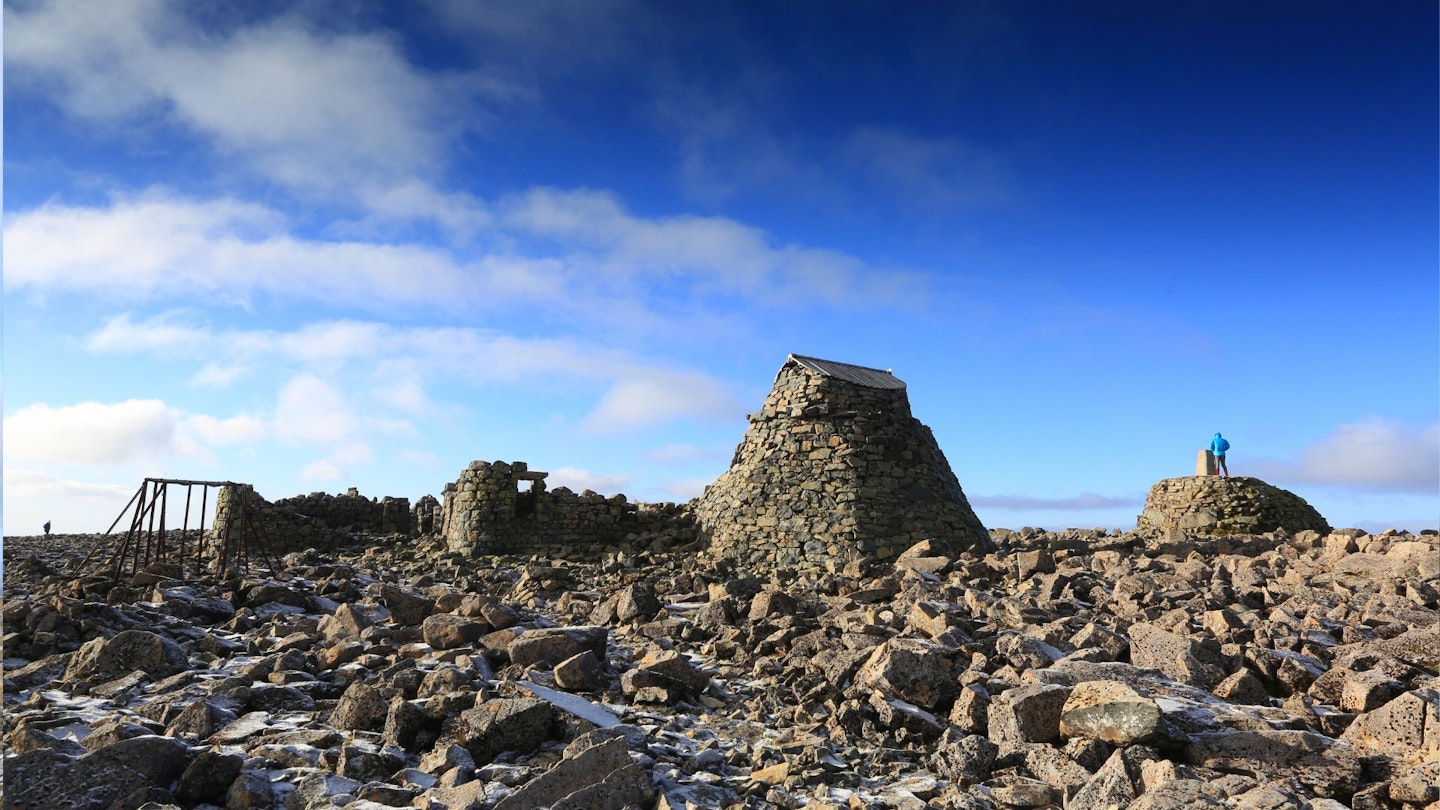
[1196, 449, 1217, 476]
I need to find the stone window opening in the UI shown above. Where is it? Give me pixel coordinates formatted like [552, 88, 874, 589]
[515, 479, 537, 517]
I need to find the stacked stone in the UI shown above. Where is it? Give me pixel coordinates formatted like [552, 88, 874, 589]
[693, 355, 991, 572]
[1137, 475, 1330, 536]
[412, 494, 442, 535]
[441, 460, 696, 560]
[210, 485, 353, 558]
[272, 490, 408, 535]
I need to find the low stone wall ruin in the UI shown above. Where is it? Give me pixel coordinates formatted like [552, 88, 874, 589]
[441, 460, 696, 560]
[273, 489, 414, 536]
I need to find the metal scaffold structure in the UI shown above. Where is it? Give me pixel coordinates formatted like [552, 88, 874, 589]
[77, 478, 283, 581]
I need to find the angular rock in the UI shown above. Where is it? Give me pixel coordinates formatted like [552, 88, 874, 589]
[492, 736, 651, 810]
[853, 637, 957, 710]
[444, 697, 559, 765]
[382, 583, 435, 625]
[422, 613, 487, 650]
[64, 629, 189, 683]
[988, 683, 1071, 747]
[1183, 728, 1360, 798]
[1060, 680, 1170, 746]
[928, 729, 997, 785]
[1129, 622, 1225, 690]
[1340, 686, 1440, 768]
[554, 650, 607, 692]
[331, 681, 390, 732]
[508, 625, 608, 669]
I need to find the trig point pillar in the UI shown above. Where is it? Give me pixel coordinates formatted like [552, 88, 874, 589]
[1196, 449, 1217, 476]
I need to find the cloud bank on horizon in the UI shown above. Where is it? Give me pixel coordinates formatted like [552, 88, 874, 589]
[5, 1, 1437, 535]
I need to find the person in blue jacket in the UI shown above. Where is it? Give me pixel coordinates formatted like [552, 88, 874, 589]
[1210, 433, 1230, 476]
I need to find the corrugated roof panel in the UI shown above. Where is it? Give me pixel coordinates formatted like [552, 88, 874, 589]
[787, 353, 906, 389]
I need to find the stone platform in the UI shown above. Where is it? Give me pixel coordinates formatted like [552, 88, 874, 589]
[1137, 475, 1330, 536]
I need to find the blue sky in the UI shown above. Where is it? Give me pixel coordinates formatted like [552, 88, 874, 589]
[4, 1, 1437, 536]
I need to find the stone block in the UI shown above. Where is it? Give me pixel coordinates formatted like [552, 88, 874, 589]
[1197, 450, 1217, 476]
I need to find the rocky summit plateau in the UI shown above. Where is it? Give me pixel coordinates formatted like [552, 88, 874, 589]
[5, 523, 1439, 810]
[4, 355, 1439, 810]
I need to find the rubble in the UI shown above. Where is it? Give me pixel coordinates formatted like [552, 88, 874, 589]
[4, 522, 1437, 809]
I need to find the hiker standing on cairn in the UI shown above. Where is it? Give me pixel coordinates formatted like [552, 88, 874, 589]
[1210, 432, 1230, 476]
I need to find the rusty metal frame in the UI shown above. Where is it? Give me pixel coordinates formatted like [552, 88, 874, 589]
[77, 478, 283, 581]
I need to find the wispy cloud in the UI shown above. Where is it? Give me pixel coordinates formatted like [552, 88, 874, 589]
[1249, 419, 1439, 494]
[3, 468, 135, 501]
[642, 442, 725, 465]
[968, 492, 1142, 511]
[584, 372, 744, 433]
[7, 187, 926, 322]
[548, 466, 631, 495]
[842, 126, 1018, 211]
[79, 314, 749, 446]
[4, 0, 492, 195]
[4, 191, 479, 308]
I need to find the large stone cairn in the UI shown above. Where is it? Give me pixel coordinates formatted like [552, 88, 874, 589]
[1138, 475, 1330, 536]
[694, 354, 991, 571]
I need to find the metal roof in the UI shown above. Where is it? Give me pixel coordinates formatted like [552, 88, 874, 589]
[786, 354, 906, 390]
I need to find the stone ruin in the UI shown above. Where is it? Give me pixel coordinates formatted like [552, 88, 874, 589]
[209, 355, 1336, 570]
[440, 460, 695, 560]
[1138, 474, 1331, 536]
[692, 354, 992, 570]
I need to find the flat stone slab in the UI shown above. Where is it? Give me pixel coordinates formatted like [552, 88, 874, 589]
[520, 681, 621, 728]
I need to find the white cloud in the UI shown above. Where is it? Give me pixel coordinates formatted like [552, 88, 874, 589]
[548, 467, 631, 495]
[3, 468, 135, 500]
[642, 442, 724, 465]
[300, 459, 343, 482]
[4, 191, 477, 307]
[4, 399, 204, 464]
[182, 414, 270, 446]
[1250, 419, 1439, 494]
[585, 371, 744, 432]
[192, 362, 247, 388]
[842, 126, 1017, 211]
[502, 187, 925, 307]
[82, 316, 746, 433]
[659, 477, 712, 501]
[968, 493, 1142, 511]
[273, 375, 356, 446]
[4, 0, 476, 194]
[86, 311, 210, 354]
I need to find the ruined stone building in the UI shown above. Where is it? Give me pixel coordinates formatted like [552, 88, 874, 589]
[440, 460, 693, 559]
[692, 354, 992, 570]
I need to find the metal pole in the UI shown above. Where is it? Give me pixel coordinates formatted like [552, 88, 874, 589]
[143, 479, 160, 569]
[157, 480, 169, 567]
[199, 484, 210, 576]
[180, 484, 192, 577]
[78, 482, 144, 574]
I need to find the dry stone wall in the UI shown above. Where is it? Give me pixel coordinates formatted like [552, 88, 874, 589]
[693, 356, 991, 571]
[210, 485, 355, 558]
[1137, 475, 1331, 536]
[273, 489, 414, 536]
[441, 460, 695, 560]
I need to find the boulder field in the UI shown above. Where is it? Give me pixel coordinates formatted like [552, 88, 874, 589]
[3, 524, 1437, 809]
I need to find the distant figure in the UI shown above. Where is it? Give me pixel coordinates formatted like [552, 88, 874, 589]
[1210, 432, 1230, 476]
[43, 520, 51, 536]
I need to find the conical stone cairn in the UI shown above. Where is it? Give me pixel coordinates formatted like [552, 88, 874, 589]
[694, 354, 991, 571]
